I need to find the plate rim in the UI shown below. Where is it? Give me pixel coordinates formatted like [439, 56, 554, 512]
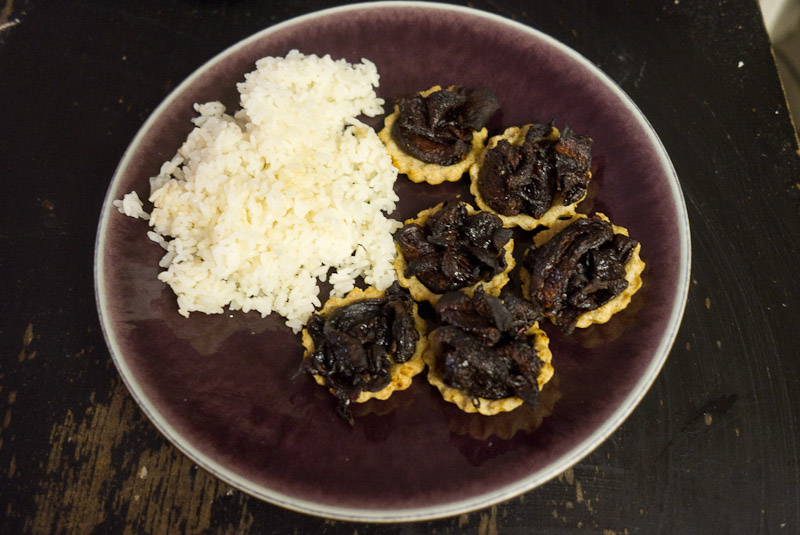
[94, 0, 691, 522]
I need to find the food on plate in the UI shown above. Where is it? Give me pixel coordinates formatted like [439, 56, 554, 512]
[378, 85, 499, 184]
[301, 282, 427, 424]
[393, 200, 515, 304]
[113, 50, 401, 332]
[469, 122, 592, 230]
[521, 213, 645, 333]
[423, 288, 554, 415]
[112, 46, 649, 430]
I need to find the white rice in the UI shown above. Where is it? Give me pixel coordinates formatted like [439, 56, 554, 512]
[114, 191, 149, 220]
[115, 50, 400, 332]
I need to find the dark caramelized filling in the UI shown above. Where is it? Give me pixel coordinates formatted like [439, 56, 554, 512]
[303, 282, 419, 423]
[477, 123, 592, 217]
[523, 215, 638, 333]
[394, 201, 513, 294]
[431, 289, 543, 406]
[391, 86, 499, 165]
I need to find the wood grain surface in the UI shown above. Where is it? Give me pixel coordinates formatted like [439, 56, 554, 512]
[1, 0, 799, 533]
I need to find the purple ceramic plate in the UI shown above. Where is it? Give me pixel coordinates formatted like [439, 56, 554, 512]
[95, 1, 690, 522]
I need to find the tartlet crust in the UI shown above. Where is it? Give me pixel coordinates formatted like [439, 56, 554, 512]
[520, 213, 645, 329]
[393, 202, 515, 305]
[423, 321, 554, 415]
[469, 124, 588, 230]
[378, 85, 489, 184]
[301, 286, 428, 403]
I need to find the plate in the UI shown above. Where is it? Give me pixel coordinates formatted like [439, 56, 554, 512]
[95, 1, 690, 522]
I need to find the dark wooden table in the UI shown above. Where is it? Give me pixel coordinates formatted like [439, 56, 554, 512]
[2, 1, 799, 533]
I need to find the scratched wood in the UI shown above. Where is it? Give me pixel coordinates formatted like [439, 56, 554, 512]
[1, 0, 799, 533]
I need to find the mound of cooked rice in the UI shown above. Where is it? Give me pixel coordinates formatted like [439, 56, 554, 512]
[115, 50, 401, 332]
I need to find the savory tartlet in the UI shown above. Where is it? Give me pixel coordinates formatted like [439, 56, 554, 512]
[301, 281, 427, 423]
[469, 123, 592, 230]
[520, 213, 645, 332]
[393, 200, 515, 305]
[423, 289, 555, 415]
[378, 85, 498, 184]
